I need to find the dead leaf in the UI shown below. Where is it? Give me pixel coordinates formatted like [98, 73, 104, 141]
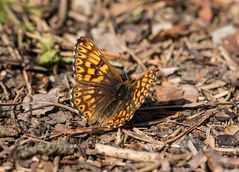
[215, 111, 231, 122]
[204, 132, 215, 148]
[211, 25, 237, 45]
[204, 150, 224, 172]
[214, 0, 233, 6]
[152, 22, 173, 35]
[91, 27, 123, 53]
[188, 152, 207, 168]
[99, 134, 116, 144]
[221, 31, 239, 54]
[155, 82, 198, 103]
[215, 134, 239, 147]
[109, 1, 144, 17]
[151, 24, 189, 43]
[198, 0, 212, 22]
[71, 0, 95, 16]
[0, 125, 20, 137]
[22, 88, 60, 116]
[155, 81, 183, 102]
[160, 67, 180, 77]
[48, 111, 68, 125]
[224, 123, 239, 135]
[181, 84, 199, 103]
[181, 69, 208, 82]
[54, 124, 66, 133]
[121, 24, 149, 43]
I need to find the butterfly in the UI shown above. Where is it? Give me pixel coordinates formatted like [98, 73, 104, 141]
[71, 37, 157, 127]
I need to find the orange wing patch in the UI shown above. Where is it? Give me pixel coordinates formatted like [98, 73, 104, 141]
[104, 70, 156, 127]
[72, 36, 157, 127]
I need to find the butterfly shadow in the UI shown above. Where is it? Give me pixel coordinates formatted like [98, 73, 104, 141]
[127, 98, 193, 127]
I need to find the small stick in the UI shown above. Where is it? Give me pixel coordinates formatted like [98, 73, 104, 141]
[64, 127, 113, 135]
[102, 50, 128, 60]
[165, 109, 216, 144]
[47, 127, 114, 140]
[10, 87, 24, 123]
[0, 103, 20, 106]
[122, 128, 164, 148]
[51, 0, 68, 29]
[0, 81, 10, 100]
[23, 101, 78, 114]
[138, 161, 162, 172]
[22, 69, 32, 95]
[95, 144, 162, 162]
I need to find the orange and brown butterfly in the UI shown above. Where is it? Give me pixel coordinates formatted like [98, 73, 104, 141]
[71, 37, 157, 127]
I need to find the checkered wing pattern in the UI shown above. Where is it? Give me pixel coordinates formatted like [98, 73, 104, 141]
[72, 37, 156, 127]
[72, 37, 122, 124]
[103, 70, 156, 127]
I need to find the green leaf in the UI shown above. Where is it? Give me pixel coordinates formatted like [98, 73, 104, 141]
[0, 0, 10, 23]
[62, 57, 72, 63]
[39, 36, 55, 52]
[38, 50, 61, 66]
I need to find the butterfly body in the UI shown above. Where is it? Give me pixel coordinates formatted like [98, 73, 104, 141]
[72, 37, 156, 127]
[115, 82, 130, 100]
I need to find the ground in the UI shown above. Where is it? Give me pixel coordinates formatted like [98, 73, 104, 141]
[0, 0, 239, 171]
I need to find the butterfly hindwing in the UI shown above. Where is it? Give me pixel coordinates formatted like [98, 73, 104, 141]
[131, 70, 156, 108]
[102, 70, 156, 127]
[72, 83, 111, 123]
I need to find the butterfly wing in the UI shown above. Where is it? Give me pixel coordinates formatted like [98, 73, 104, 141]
[73, 37, 122, 86]
[72, 37, 123, 124]
[101, 70, 157, 127]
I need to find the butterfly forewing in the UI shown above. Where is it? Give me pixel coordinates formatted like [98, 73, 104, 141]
[74, 37, 122, 86]
[73, 37, 123, 123]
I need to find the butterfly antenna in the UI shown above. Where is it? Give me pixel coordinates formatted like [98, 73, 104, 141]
[119, 52, 129, 81]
